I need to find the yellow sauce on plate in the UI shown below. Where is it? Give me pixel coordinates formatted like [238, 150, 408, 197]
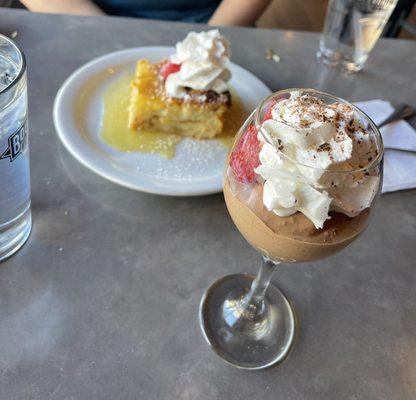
[100, 74, 247, 159]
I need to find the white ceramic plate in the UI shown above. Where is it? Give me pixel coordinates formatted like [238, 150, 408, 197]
[53, 47, 270, 196]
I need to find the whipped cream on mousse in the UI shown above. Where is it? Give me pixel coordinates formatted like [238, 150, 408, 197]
[165, 30, 231, 99]
[255, 92, 379, 229]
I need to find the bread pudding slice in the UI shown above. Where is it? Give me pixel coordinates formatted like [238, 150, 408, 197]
[127, 60, 231, 139]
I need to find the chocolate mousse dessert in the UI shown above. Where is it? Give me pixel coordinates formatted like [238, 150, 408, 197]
[224, 91, 382, 262]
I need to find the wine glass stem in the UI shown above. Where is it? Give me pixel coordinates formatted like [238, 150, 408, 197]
[248, 256, 279, 303]
[236, 257, 279, 321]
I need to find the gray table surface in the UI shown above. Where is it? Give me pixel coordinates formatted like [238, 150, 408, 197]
[1, 9, 416, 400]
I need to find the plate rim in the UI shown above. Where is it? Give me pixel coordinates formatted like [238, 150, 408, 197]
[53, 46, 271, 196]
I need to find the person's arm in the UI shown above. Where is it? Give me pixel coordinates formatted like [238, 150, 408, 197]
[20, 0, 104, 16]
[209, 0, 271, 26]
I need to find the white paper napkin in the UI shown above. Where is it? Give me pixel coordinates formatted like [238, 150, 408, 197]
[355, 100, 416, 193]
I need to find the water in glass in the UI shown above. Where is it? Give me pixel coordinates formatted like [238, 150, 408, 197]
[318, 0, 398, 71]
[0, 35, 31, 261]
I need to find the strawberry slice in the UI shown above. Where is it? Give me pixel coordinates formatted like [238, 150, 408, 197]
[262, 100, 277, 122]
[229, 125, 261, 183]
[160, 62, 181, 80]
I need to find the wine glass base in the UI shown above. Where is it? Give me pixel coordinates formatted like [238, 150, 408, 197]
[199, 273, 295, 370]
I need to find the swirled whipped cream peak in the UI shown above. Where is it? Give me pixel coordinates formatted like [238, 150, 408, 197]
[254, 92, 380, 229]
[165, 30, 231, 99]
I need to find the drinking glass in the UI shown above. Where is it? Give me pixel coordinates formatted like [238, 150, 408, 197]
[317, 0, 398, 72]
[0, 34, 31, 261]
[199, 89, 384, 369]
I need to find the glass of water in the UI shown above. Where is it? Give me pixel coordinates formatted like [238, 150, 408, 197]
[318, 0, 398, 72]
[0, 34, 31, 261]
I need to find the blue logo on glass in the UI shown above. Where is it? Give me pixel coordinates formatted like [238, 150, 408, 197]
[0, 124, 27, 162]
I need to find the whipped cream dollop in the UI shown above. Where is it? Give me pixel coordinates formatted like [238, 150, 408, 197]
[255, 92, 380, 229]
[165, 30, 231, 99]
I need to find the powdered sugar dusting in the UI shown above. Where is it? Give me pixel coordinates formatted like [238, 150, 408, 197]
[129, 137, 227, 180]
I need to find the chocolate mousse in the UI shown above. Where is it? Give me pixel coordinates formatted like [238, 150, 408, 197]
[224, 176, 370, 262]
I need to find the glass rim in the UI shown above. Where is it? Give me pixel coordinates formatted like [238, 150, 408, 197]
[0, 33, 26, 97]
[254, 88, 384, 174]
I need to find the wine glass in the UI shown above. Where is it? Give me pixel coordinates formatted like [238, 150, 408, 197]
[199, 89, 384, 369]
